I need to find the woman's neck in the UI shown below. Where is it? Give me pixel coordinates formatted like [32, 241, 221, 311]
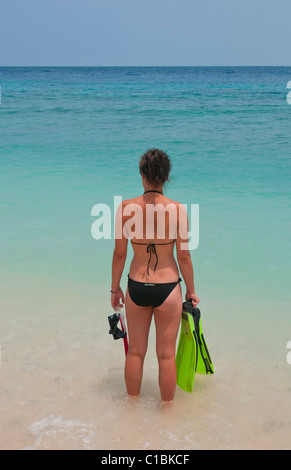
[143, 185, 164, 194]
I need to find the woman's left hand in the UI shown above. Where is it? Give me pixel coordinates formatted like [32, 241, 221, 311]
[111, 288, 125, 311]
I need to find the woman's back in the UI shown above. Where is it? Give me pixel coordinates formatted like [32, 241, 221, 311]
[123, 191, 180, 282]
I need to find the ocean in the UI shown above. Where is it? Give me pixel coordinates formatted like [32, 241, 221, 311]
[0, 66, 291, 450]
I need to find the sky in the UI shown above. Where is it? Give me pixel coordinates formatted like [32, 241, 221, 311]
[0, 0, 291, 66]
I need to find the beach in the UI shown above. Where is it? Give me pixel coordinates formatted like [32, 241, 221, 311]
[0, 273, 290, 450]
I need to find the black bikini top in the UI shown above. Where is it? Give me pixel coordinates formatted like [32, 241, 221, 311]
[131, 190, 176, 275]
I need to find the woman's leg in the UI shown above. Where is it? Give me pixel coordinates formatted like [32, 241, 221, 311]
[153, 283, 182, 402]
[124, 287, 153, 397]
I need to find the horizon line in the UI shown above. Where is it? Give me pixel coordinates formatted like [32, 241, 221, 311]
[1, 64, 291, 68]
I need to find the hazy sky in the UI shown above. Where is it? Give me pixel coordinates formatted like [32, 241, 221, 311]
[1, 0, 291, 66]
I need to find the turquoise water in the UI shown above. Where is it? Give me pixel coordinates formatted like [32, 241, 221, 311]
[1, 67, 291, 449]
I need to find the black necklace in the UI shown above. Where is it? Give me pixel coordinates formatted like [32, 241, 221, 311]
[143, 190, 163, 195]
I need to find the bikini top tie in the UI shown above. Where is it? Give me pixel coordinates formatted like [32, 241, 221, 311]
[131, 239, 176, 276]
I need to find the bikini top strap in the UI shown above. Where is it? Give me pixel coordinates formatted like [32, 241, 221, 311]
[131, 239, 175, 246]
[143, 190, 163, 195]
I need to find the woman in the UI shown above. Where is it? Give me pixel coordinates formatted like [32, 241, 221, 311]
[111, 149, 199, 403]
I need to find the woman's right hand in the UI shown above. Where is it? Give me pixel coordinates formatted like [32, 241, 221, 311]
[111, 288, 125, 311]
[185, 291, 200, 308]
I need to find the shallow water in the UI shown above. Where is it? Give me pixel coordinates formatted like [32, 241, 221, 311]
[0, 274, 290, 450]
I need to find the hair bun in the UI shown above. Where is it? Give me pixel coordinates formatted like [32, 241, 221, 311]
[139, 149, 171, 185]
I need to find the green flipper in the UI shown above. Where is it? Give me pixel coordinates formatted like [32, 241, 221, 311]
[176, 301, 214, 393]
[175, 307, 198, 393]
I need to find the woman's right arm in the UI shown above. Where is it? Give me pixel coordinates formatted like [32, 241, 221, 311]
[110, 200, 128, 310]
[176, 203, 200, 307]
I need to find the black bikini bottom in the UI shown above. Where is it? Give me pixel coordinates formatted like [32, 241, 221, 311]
[127, 275, 182, 308]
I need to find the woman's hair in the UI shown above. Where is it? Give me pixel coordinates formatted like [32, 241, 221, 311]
[139, 148, 171, 185]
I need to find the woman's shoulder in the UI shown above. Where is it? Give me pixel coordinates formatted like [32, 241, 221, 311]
[162, 196, 185, 209]
[120, 196, 140, 207]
